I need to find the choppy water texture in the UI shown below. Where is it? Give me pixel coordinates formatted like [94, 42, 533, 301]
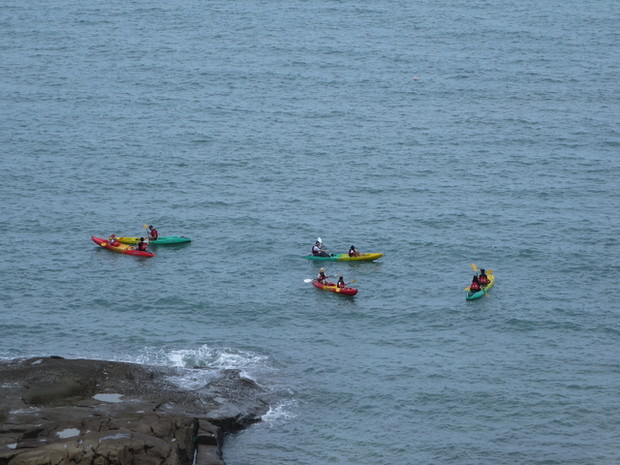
[1, 1, 619, 464]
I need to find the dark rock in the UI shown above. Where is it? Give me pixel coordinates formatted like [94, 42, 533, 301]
[0, 357, 269, 465]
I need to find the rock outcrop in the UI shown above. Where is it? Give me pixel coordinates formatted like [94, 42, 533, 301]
[0, 356, 269, 465]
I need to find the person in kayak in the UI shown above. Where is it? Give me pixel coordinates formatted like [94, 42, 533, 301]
[337, 276, 346, 288]
[107, 234, 120, 247]
[136, 237, 149, 252]
[317, 268, 329, 284]
[469, 275, 481, 293]
[348, 245, 360, 257]
[312, 240, 330, 257]
[147, 225, 159, 241]
[478, 269, 489, 287]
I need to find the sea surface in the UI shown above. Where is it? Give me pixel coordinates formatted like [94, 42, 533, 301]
[1, 0, 619, 464]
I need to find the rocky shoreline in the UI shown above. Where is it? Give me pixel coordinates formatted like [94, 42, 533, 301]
[0, 356, 270, 465]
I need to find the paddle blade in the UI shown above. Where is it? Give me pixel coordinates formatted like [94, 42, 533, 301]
[487, 269, 493, 274]
[317, 237, 322, 243]
[471, 263, 478, 272]
[143, 224, 149, 229]
[304, 279, 313, 283]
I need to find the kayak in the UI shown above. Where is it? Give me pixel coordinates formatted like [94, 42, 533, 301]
[91, 236, 155, 257]
[303, 253, 383, 262]
[116, 236, 191, 245]
[311, 280, 358, 296]
[465, 272, 495, 300]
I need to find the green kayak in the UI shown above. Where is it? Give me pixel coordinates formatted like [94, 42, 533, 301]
[117, 236, 191, 245]
[466, 272, 495, 300]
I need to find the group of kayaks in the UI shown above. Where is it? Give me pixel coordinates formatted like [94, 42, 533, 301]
[91, 225, 191, 258]
[306, 252, 495, 301]
[93, 232, 493, 300]
[304, 238, 384, 297]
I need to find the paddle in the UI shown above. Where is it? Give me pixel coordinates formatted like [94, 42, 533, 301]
[472, 263, 494, 275]
[465, 263, 477, 290]
[303, 277, 331, 283]
[304, 278, 355, 285]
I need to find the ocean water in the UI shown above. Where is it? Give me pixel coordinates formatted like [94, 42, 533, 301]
[1, 0, 619, 464]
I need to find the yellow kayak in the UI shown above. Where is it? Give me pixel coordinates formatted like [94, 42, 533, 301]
[303, 253, 383, 262]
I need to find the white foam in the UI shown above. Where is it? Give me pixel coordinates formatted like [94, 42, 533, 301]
[261, 400, 296, 424]
[129, 345, 271, 390]
[165, 345, 269, 372]
[101, 345, 274, 393]
[110, 344, 270, 375]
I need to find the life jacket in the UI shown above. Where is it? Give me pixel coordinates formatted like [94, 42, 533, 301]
[470, 281, 481, 291]
[337, 280, 346, 288]
[317, 272, 327, 282]
[138, 241, 148, 251]
[150, 229, 158, 240]
[479, 275, 489, 285]
[312, 245, 321, 255]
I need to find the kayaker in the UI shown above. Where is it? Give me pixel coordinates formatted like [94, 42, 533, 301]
[337, 276, 346, 288]
[348, 245, 360, 257]
[136, 237, 149, 252]
[107, 234, 120, 247]
[147, 225, 159, 241]
[469, 275, 481, 293]
[312, 240, 330, 257]
[317, 268, 329, 284]
[478, 269, 489, 287]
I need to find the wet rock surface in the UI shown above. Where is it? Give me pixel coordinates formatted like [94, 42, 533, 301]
[0, 356, 269, 465]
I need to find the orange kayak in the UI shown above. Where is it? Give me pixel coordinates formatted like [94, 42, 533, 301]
[91, 236, 155, 257]
[311, 280, 358, 296]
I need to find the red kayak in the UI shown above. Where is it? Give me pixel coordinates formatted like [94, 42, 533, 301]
[91, 236, 155, 257]
[311, 280, 358, 296]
